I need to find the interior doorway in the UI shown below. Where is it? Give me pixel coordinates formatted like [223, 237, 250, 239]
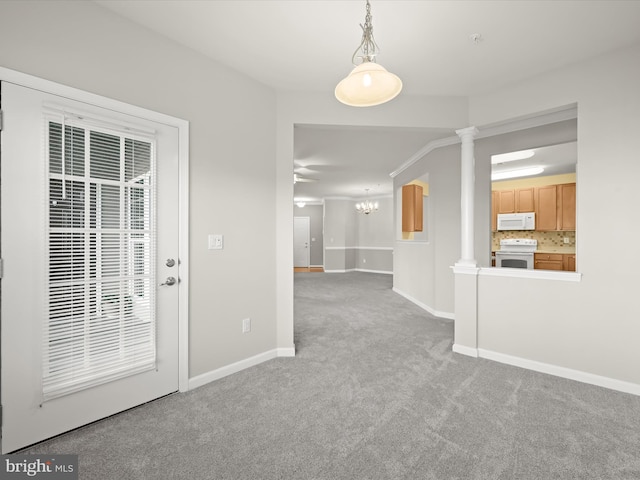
[293, 216, 310, 268]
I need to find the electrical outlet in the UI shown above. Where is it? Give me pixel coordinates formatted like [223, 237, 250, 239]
[242, 317, 251, 333]
[208, 234, 223, 250]
[563, 237, 570, 244]
[362, 258, 366, 263]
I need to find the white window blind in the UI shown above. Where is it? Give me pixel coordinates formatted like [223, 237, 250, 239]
[43, 116, 157, 401]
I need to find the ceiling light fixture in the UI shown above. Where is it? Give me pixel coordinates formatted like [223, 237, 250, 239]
[492, 166, 544, 181]
[491, 149, 535, 164]
[355, 189, 379, 214]
[296, 201, 306, 208]
[335, 0, 402, 107]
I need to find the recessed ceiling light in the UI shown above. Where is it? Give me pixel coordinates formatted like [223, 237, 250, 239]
[492, 166, 544, 181]
[491, 149, 535, 164]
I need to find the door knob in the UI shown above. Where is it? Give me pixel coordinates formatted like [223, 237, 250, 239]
[159, 276, 177, 286]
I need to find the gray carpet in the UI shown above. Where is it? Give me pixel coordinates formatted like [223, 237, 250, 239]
[22, 272, 640, 479]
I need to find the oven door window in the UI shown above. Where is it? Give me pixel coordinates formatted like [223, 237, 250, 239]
[501, 258, 529, 269]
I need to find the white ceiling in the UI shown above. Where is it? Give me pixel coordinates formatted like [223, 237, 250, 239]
[95, 0, 640, 201]
[491, 142, 577, 180]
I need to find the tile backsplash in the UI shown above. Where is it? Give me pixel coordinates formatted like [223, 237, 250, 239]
[492, 231, 575, 251]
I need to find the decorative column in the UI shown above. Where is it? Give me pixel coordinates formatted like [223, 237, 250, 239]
[452, 126, 480, 358]
[455, 126, 479, 267]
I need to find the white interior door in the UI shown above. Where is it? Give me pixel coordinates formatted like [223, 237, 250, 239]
[293, 216, 310, 268]
[0, 81, 180, 453]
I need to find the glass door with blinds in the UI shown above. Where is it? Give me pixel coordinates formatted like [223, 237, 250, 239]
[1, 81, 180, 453]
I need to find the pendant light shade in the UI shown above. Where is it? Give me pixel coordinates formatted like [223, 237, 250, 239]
[335, 0, 402, 107]
[335, 62, 403, 107]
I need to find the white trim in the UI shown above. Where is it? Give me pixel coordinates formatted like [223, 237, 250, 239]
[356, 268, 392, 275]
[479, 267, 581, 282]
[451, 265, 481, 275]
[475, 104, 578, 140]
[324, 269, 357, 273]
[0, 67, 191, 393]
[178, 116, 190, 392]
[389, 104, 578, 179]
[277, 347, 296, 357]
[392, 287, 455, 320]
[325, 246, 393, 251]
[189, 348, 289, 390]
[390, 136, 461, 178]
[452, 344, 479, 358]
[478, 349, 640, 397]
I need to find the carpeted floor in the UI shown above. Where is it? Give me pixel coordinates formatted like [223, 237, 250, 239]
[21, 272, 640, 479]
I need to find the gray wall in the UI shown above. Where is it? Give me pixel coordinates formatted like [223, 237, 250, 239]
[393, 145, 461, 318]
[469, 44, 640, 387]
[0, 1, 278, 378]
[323, 197, 394, 273]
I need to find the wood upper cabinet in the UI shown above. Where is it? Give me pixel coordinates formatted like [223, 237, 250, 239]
[534, 183, 576, 231]
[516, 187, 535, 212]
[535, 185, 558, 231]
[495, 188, 535, 214]
[559, 183, 576, 230]
[497, 190, 515, 214]
[492, 181, 575, 231]
[491, 190, 499, 231]
[402, 184, 423, 232]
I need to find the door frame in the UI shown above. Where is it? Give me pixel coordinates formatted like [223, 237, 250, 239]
[0, 67, 190, 393]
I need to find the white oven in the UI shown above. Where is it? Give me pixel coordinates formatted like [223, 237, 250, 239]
[495, 239, 537, 269]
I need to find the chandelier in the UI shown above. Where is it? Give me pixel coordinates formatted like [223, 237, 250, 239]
[355, 189, 379, 214]
[335, 0, 403, 107]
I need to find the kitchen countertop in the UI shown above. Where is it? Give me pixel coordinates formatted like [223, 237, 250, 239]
[535, 247, 576, 254]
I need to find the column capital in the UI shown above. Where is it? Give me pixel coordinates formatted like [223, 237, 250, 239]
[455, 126, 479, 140]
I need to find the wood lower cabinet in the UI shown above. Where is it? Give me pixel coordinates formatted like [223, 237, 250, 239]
[534, 253, 576, 271]
[534, 253, 564, 270]
[564, 254, 576, 272]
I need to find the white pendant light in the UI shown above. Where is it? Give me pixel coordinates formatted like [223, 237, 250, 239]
[335, 0, 402, 107]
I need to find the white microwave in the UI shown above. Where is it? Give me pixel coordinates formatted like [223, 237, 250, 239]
[497, 212, 535, 231]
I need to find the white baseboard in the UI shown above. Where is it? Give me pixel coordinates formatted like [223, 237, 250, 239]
[355, 268, 392, 275]
[392, 287, 455, 320]
[478, 348, 640, 397]
[324, 269, 356, 273]
[277, 347, 296, 357]
[452, 344, 479, 358]
[188, 347, 295, 390]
